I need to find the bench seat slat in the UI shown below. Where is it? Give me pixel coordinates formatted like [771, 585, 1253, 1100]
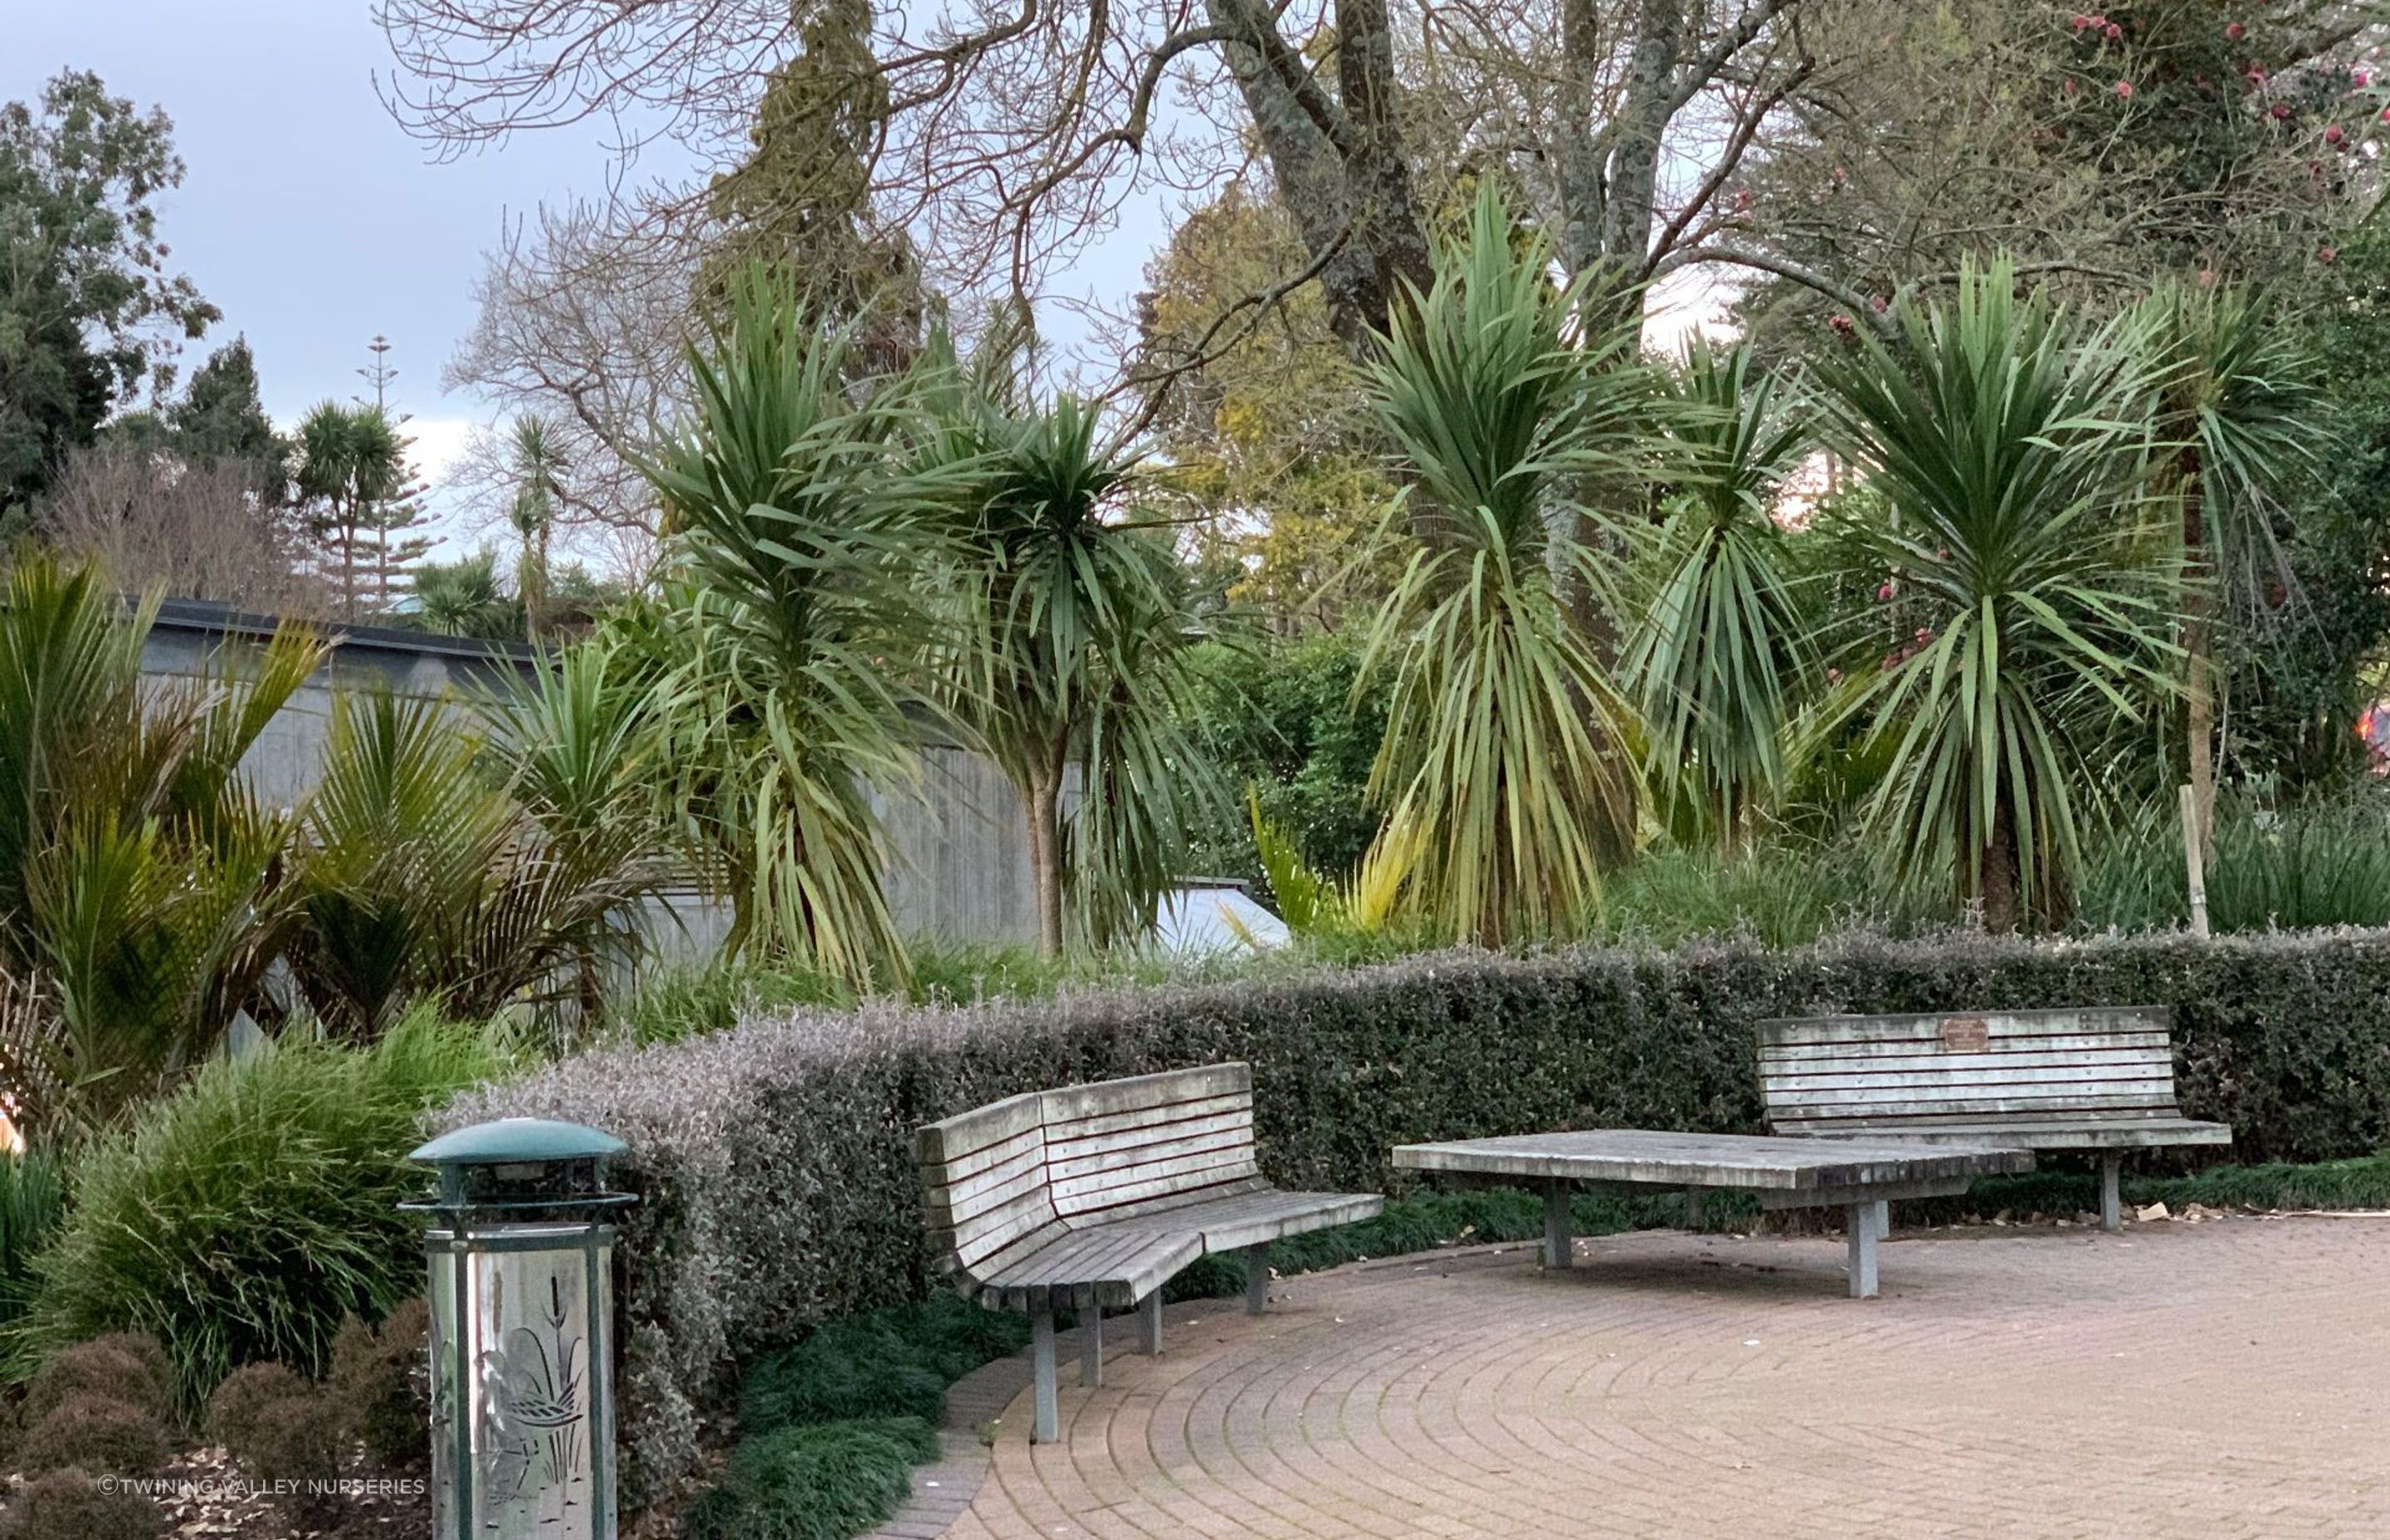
[1759, 1034, 2173, 1065]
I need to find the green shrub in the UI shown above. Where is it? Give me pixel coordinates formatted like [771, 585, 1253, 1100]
[15, 1394, 168, 1477]
[12, 1010, 510, 1407]
[206, 1362, 344, 1523]
[0, 1469, 164, 1540]
[19, 1335, 173, 1426]
[456, 927, 2390, 1495]
[739, 1294, 1028, 1435]
[328, 1299, 430, 1470]
[0, 1151, 66, 1332]
[615, 958, 851, 1045]
[1595, 841, 1944, 948]
[2074, 791, 2390, 933]
[681, 1417, 939, 1540]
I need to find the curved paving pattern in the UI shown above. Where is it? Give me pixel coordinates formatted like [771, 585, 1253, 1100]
[896, 1216, 2390, 1540]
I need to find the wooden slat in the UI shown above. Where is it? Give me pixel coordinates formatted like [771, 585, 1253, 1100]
[1758, 1033, 2171, 1065]
[1390, 1129, 2032, 1189]
[1043, 1107, 1253, 1164]
[924, 1123, 1045, 1189]
[918, 1090, 1044, 1166]
[1041, 1093, 1253, 1147]
[1051, 1150, 1258, 1211]
[1765, 1089, 2176, 1116]
[1755, 1006, 2167, 1048]
[1037, 1063, 1251, 1123]
[1761, 1063, 2175, 1094]
[1046, 1125, 1256, 1183]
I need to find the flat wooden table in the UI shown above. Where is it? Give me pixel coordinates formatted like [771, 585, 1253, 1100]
[1392, 1129, 2035, 1298]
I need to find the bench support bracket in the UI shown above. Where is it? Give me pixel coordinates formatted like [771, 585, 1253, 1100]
[1243, 1242, 1271, 1315]
[1031, 1311, 1059, 1442]
[2100, 1153, 2123, 1233]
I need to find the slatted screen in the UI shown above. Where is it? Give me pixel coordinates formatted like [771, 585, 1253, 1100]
[1758, 1006, 2183, 1134]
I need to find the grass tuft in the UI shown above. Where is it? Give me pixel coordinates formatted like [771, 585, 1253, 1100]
[682, 1416, 940, 1540]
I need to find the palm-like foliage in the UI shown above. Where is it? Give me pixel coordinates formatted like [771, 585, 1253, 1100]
[637, 267, 922, 987]
[914, 374, 1225, 954]
[2134, 280, 2328, 840]
[0, 558, 323, 1129]
[1624, 341, 1812, 844]
[285, 688, 658, 1038]
[509, 415, 566, 642]
[1358, 183, 1654, 947]
[294, 402, 405, 621]
[1812, 257, 2178, 931]
[411, 550, 520, 641]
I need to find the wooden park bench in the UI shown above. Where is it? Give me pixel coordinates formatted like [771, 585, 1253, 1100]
[1759, 1006, 2231, 1232]
[917, 1062, 1383, 1441]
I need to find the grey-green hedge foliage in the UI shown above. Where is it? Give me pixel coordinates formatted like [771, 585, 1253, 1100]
[448, 928, 2390, 1500]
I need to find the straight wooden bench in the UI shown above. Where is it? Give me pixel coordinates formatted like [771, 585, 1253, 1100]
[917, 1062, 1383, 1441]
[1758, 1006, 2232, 1231]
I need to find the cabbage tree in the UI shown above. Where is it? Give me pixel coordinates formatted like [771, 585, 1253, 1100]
[1812, 258, 2178, 932]
[1358, 184, 1655, 947]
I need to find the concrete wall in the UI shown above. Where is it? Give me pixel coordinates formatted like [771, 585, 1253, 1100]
[139, 601, 1039, 948]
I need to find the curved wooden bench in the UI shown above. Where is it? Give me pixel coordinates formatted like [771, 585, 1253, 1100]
[1759, 1006, 2231, 1231]
[918, 1062, 1383, 1441]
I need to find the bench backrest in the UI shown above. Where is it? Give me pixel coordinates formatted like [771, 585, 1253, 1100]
[917, 1062, 1260, 1276]
[1757, 1006, 2181, 1134]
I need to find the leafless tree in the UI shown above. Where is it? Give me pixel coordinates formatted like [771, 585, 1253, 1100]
[380, 0, 1824, 355]
[441, 197, 699, 552]
[39, 441, 329, 617]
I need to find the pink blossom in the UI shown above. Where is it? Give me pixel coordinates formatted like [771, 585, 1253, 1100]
[1914, 627, 1933, 643]
[1876, 582, 1895, 602]
[2246, 65, 2269, 85]
[2319, 244, 2340, 264]
[2329, 124, 2348, 146]
[2071, 12, 2092, 27]
[2227, 21, 2246, 41]
[2358, 69, 2373, 87]
[2272, 103, 2293, 119]
[2115, 79, 2134, 99]
[2105, 21, 2124, 40]
[1870, 294, 1890, 314]
[1830, 313, 1856, 335]
[1826, 667, 1842, 684]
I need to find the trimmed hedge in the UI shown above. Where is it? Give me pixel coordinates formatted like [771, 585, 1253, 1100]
[446, 928, 2390, 1501]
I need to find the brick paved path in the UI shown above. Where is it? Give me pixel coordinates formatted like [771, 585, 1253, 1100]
[882, 1215, 2390, 1540]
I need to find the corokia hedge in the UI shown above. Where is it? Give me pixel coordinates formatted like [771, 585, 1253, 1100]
[445, 928, 2390, 1501]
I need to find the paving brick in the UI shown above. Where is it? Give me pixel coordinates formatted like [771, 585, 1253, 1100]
[870, 1216, 2390, 1538]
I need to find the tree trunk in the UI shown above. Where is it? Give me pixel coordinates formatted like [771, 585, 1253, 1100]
[2179, 449, 2217, 857]
[1024, 763, 1066, 959]
[1981, 796, 2020, 936]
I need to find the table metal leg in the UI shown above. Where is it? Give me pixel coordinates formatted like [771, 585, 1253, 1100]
[1846, 1202, 1880, 1299]
[1544, 1181, 1574, 1270]
[1139, 1291, 1163, 1354]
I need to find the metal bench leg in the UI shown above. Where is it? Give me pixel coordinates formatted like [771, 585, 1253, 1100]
[1684, 1187, 1707, 1231]
[1243, 1242, 1271, 1315]
[2100, 1153, 2123, 1233]
[1079, 1305, 1103, 1388]
[1870, 1198, 1891, 1242]
[1544, 1181, 1573, 1270]
[1139, 1291, 1163, 1354]
[1031, 1311, 1059, 1441]
[1846, 1202, 1880, 1299]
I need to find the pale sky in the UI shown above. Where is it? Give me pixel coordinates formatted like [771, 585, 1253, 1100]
[12, 4, 1719, 559]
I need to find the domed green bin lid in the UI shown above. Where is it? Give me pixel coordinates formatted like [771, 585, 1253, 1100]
[410, 1118, 626, 1167]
